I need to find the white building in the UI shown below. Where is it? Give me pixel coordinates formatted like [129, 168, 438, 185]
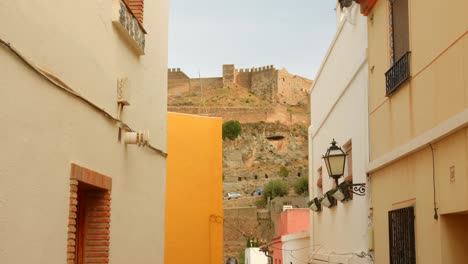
[245, 248, 269, 264]
[308, 2, 372, 264]
[282, 231, 310, 264]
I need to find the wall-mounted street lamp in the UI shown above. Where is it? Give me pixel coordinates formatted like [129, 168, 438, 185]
[322, 139, 347, 186]
[322, 139, 366, 198]
[309, 140, 366, 212]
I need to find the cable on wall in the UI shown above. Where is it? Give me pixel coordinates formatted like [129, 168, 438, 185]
[0, 37, 167, 158]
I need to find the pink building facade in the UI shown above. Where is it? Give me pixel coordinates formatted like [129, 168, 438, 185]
[271, 209, 310, 264]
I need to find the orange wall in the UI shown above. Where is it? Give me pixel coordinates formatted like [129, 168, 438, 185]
[165, 113, 223, 264]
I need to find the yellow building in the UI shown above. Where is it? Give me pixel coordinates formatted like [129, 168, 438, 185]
[357, 0, 468, 263]
[165, 113, 223, 264]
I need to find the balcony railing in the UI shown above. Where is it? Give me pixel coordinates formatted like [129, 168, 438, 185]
[112, 0, 146, 55]
[385, 51, 411, 96]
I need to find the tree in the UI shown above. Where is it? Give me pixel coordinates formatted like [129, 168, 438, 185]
[263, 180, 288, 201]
[222, 120, 241, 140]
[293, 176, 309, 195]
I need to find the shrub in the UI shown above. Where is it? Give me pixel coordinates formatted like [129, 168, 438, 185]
[263, 180, 288, 201]
[238, 249, 245, 264]
[279, 166, 289, 178]
[255, 199, 267, 208]
[294, 176, 309, 195]
[222, 120, 242, 140]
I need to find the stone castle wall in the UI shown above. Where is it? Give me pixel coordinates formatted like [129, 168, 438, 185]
[168, 65, 312, 106]
[249, 66, 278, 102]
[277, 69, 313, 106]
[189, 77, 223, 90]
[167, 68, 190, 94]
[167, 105, 309, 125]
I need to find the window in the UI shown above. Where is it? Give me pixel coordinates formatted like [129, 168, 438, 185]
[386, 0, 411, 95]
[390, 0, 409, 62]
[388, 207, 416, 264]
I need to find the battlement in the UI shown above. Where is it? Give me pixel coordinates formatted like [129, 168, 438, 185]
[168, 68, 182, 73]
[167, 64, 311, 106]
[236, 65, 276, 73]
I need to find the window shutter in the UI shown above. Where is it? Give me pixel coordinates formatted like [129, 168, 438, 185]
[392, 0, 410, 61]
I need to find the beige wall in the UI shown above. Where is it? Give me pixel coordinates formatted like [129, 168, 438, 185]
[371, 129, 468, 263]
[367, 0, 468, 263]
[368, 0, 468, 160]
[440, 214, 468, 264]
[0, 0, 168, 263]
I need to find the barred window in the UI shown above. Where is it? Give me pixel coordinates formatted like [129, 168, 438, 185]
[388, 207, 416, 264]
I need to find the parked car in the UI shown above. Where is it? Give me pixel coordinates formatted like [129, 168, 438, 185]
[225, 192, 242, 200]
[251, 189, 263, 196]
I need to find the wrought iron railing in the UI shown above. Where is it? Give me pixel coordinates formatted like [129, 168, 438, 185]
[385, 51, 411, 96]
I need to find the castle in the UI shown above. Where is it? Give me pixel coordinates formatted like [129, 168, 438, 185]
[168, 64, 313, 106]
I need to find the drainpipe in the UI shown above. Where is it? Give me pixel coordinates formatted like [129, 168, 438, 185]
[259, 246, 273, 264]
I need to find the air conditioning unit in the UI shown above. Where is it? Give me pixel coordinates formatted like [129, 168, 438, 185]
[282, 205, 293, 211]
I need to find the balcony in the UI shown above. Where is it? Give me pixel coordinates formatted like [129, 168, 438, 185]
[112, 0, 146, 55]
[385, 52, 411, 96]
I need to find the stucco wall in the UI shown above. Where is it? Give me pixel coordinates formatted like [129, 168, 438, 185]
[0, 0, 168, 263]
[309, 3, 370, 262]
[245, 248, 268, 264]
[368, 0, 468, 160]
[367, 0, 468, 263]
[371, 128, 468, 264]
[165, 113, 223, 264]
[282, 231, 310, 264]
[276, 209, 310, 237]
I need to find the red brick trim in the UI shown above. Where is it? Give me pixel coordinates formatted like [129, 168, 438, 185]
[71, 164, 112, 191]
[123, 0, 144, 24]
[67, 164, 112, 264]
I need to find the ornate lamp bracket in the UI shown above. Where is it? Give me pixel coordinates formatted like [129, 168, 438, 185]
[342, 183, 366, 196]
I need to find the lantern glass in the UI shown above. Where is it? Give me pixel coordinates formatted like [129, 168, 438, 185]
[323, 140, 347, 178]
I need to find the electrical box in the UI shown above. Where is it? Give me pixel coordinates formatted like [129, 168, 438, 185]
[117, 77, 130, 105]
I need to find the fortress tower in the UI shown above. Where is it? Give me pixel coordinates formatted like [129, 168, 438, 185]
[222, 64, 236, 87]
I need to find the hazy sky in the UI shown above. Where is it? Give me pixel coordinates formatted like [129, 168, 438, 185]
[168, 0, 338, 79]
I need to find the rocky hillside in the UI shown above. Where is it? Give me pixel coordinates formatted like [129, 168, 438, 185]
[223, 122, 308, 196]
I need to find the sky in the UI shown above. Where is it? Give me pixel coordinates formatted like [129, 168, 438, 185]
[168, 0, 338, 79]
